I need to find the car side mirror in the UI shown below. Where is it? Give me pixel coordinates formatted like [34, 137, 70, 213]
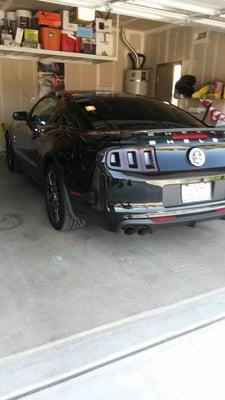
[13, 111, 28, 121]
[31, 115, 46, 126]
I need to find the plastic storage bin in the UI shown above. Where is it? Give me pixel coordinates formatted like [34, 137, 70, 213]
[40, 27, 61, 51]
[61, 32, 75, 52]
[35, 11, 61, 28]
[74, 37, 81, 52]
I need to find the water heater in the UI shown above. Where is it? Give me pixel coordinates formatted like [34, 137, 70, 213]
[125, 69, 149, 96]
[121, 27, 149, 96]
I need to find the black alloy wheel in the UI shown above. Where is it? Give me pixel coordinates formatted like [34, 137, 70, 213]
[45, 163, 86, 231]
[6, 136, 19, 172]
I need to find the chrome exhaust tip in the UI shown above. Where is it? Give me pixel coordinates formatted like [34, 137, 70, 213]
[137, 226, 151, 236]
[123, 226, 137, 235]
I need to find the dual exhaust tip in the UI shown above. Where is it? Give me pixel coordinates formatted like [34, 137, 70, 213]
[123, 225, 152, 236]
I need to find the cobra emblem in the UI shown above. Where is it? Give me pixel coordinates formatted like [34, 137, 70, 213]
[188, 147, 206, 167]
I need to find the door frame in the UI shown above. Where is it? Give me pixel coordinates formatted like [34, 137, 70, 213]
[155, 61, 182, 100]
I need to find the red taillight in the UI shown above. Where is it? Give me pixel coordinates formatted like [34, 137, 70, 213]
[172, 133, 209, 140]
[216, 207, 225, 214]
[151, 215, 176, 222]
[106, 147, 157, 172]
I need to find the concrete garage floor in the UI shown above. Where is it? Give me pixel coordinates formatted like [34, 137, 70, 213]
[1, 155, 225, 360]
[26, 317, 225, 400]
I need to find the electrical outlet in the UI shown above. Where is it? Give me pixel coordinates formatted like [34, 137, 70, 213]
[31, 97, 36, 104]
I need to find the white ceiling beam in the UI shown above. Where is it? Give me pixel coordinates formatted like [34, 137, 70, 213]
[127, 0, 216, 15]
[9, 0, 225, 31]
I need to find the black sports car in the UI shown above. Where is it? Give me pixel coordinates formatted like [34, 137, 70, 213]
[5, 91, 225, 235]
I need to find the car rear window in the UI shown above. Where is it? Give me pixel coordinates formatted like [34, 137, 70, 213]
[73, 96, 204, 130]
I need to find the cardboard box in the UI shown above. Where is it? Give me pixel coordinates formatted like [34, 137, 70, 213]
[81, 38, 96, 54]
[62, 10, 77, 32]
[94, 18, 112, 33]
[15, 27, 24, 46]
[24, 29, 39, 43]
[96, 32, 113, 56]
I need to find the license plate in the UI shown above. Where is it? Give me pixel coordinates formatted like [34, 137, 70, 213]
[181, 182, 211, 204]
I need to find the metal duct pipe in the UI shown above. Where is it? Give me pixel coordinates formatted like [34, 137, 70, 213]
[121, 26, 140, 69]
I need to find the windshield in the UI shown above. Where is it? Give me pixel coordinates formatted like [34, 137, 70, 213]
[72, 96, 205, 131]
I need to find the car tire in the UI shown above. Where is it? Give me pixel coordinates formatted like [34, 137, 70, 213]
[6, 135, 20, 173]
[45, 163, 86, 231]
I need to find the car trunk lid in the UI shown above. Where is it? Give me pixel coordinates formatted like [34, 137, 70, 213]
[95, 127, 225, 173]
[147, 128, 225, 172]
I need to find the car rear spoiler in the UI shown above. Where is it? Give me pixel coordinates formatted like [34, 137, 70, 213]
[144, 127, 225, 135]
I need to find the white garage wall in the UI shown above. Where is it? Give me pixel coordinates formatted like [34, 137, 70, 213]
[0, 29, 144, 152]
[144, 24, 225, 96]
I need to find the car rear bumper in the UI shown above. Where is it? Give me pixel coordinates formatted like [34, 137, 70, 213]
[103, 201, 225, 232]
[100, 170, 225, 232]
[70, 170, 225, 232]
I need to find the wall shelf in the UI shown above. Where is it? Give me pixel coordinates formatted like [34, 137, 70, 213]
[0, 45, 117, 63]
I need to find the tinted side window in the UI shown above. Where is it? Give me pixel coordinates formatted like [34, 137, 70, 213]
[31, 97, 57, 124]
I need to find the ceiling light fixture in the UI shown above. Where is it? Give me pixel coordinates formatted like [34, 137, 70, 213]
[77, 7, 95, 21]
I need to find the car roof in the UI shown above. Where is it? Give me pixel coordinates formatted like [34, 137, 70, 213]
[56, 90, 142, 100]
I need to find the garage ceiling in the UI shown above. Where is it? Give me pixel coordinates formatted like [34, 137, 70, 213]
[2, 0, 225, 31]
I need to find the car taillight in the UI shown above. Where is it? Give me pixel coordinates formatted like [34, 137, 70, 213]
[151, 215, 176, 222]
[216, 207, 225, 214]
[172, 132, 209, 140]
[106, 147, 157, 172]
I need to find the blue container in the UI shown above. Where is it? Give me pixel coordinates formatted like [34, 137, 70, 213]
[76, 25, 93, 38]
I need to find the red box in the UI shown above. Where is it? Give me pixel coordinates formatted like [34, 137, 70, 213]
[74, 37, 81, 52]
[61, 32, 75, 52]
[35, 11, 61, 28]
[40, 27, 61, 51]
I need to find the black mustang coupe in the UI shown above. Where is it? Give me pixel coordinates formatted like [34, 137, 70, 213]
[5, 91, 225, 235]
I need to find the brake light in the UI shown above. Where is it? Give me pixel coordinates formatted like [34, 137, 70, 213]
[106, 147, 157, 172]
[151, 215, 176, 222]
[172, 133, 209, 140]
[216, 207, 225, 213]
